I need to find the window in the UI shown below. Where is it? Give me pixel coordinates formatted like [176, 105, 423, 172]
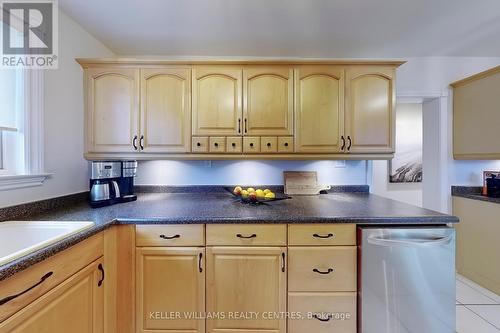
[0, 68, 23, 175]
[0, 25, 48, 190]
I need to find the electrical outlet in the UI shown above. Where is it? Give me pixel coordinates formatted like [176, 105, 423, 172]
[335, 160, 346, 168]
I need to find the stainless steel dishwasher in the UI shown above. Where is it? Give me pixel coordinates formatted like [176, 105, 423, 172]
[358, 227, 455, 333]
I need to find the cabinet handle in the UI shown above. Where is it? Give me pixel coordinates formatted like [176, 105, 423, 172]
[214, 142, 219, 147]
[198, 253, 203, 273]
[281, 252, 286, 272]
[0, 271, 53, 305]
[267, 142, 271, 147]
[232, 143, 236, 147]
[132, 135, 138, 150]
[284, 142, 289, 147]
[236, 233, 257, 239]
[196, 142, 201, 147]
[347, 136, 352, 151]
[341, 135, 346, 151]
[249, 143, 254, 147]
[313, 314, 331, 322]
[244, 118, 247, 133]
[159, 234, 180, 240]
[313, 268, 334, 275]
[238, 118, 241, 134]
[313, 233, 334, 239]
[139, 135, 144, 150]
[98, 263, 105, 287]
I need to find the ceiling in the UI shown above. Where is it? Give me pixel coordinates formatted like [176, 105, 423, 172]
[59, 0, 500, 57]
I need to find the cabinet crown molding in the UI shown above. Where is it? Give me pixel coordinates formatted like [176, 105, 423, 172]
[76, 58, 406, 68]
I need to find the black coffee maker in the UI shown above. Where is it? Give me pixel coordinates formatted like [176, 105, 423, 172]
[119, 161, 138, 202]
[486, 174, 500, 197]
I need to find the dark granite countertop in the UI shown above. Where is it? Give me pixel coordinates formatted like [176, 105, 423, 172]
[0, 190, 458, 281]
[452, 186, 500, 204]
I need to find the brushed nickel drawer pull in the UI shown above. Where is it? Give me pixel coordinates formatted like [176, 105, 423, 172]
[313, 233, 334, 239]
[0, 271, 53, 306]
[313, 268, 334, 275]
[159, 234, 180, 240]
[236, 233, 257, 239]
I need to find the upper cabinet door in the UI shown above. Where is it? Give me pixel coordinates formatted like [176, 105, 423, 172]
[295, 66, 344, 153]
[192, 67, 242, 136]
[140, 68, 191, 153]
[243, 67, 293, 136]
[345, 66, 395, 153]
[86, 68, 139, 153]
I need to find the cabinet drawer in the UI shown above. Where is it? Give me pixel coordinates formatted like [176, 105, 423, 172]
[206, 224, 286, 246]
[288, 224, 356, 246]
[0, 234, 103, 322]
[288, 292, 357, 333]
[278, 137, 294, 153]
[209, 137, 226, 153]
[260, 137, 278, 153]
[136, 225, 205, 246]
[243, 137, 261, 153]
[226, 137, 242, 153]
[288, 246, 356, 292]
[192, 137, 209, 153]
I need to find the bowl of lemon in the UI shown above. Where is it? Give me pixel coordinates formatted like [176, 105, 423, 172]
[229, 186, 290, 204]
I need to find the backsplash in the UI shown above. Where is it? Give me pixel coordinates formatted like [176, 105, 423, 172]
[135, 160, 368, 185]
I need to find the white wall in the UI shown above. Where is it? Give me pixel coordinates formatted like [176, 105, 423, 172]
[136, 160, 368, 185]
[0, 11, 115, 208]
[396, 57, 500, 212]
[371, 103, 423, 206]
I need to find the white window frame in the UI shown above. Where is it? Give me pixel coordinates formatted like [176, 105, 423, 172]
[0, 70, 51, 191]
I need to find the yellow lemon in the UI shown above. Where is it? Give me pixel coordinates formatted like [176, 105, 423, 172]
[264, 189, 271, 195]
[265, 192, 276, 199]
[233, 186, 242, 195]
[246, 187, 255, 193]
[241, 190, 249, 198]
[255, 189, 265, 198]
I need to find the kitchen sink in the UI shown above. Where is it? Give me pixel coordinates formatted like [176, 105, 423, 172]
[0, 221, 94, 266]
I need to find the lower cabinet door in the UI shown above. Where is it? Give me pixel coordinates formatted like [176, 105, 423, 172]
[206, 247, 286, 333]
[136, 247, 205, 333]
[288, 292, 357, 333]
[0, 258, 104, 333]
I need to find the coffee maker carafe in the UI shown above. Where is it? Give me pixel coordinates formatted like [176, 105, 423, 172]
[89, 161, 122, 208]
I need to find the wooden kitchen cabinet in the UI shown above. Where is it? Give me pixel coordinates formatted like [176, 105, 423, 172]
[140, 68, 191, 153]
[192, 66, 243, 136]
[206, 246, 287, 333]
[85, 67, 140, 153]
[243, 66, 294, 136]
[79, 59, 402, 159]
[0, 258, 104, 333]
[345, 66, 395, 153]
[451, 65, 500, 159]
[295, 66, 344, 153]
[136, 247, 205, 333]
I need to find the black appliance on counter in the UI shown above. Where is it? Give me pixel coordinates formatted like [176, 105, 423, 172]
[119, 161, 138, 203]
[89, 161, 137, 208]
[486, 174, 500, 197]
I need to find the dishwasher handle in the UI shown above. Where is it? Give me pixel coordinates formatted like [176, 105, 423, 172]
[367, 234, 452, 247]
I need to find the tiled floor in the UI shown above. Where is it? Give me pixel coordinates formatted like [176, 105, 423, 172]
[456, 274, 500, 332]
